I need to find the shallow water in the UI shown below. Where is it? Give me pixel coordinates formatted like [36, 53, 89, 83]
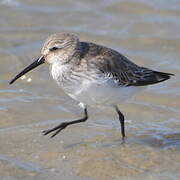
[0, 0, 180, 179]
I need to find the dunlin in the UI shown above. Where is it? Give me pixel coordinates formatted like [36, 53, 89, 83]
[10, 32, 174, 139]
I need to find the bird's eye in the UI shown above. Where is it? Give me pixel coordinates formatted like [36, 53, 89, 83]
[49, 47, 59, 51]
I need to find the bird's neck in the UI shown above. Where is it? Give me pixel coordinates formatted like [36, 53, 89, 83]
[64, 41, 84, 66]
[50, 61, 71, 82]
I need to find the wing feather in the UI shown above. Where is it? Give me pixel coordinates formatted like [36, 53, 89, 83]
[80, 42, 174, 87]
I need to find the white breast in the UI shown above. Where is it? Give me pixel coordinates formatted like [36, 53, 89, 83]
[50, 64, 141, 107]
[50, 63, 67, 81]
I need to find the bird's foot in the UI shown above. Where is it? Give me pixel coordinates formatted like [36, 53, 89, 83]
[121, 136, 126, 144]
[42, 122, 69, 138]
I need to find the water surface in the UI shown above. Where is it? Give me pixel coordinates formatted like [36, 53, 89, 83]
[0, 0, 180, 179]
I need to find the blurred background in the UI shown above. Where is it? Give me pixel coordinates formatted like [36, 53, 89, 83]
[0, 0, 180, 180]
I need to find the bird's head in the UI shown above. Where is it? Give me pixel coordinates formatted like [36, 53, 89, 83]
[9, 32, 79, 84]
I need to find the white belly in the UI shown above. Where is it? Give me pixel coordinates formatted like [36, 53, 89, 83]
[50, 63, 141, 107]
[64, 78, 141, 107]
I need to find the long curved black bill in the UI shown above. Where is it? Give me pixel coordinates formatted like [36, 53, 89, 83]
[9, 56, 45, 84]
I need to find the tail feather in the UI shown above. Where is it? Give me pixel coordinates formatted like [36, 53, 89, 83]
[132, 71, 174, 86]
[153, 71, 174, 83]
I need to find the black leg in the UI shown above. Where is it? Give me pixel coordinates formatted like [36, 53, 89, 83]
[115, 106, 125, 139]
[42, 107, 88, 138]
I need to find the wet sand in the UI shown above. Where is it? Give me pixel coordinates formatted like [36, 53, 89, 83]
[0, 0, 180, 179]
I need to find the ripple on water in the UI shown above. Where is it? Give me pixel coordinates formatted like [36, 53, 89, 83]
[0, 154, 43, 172]
[0, 0, 180, 179]
[0, 0, 20, 7]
